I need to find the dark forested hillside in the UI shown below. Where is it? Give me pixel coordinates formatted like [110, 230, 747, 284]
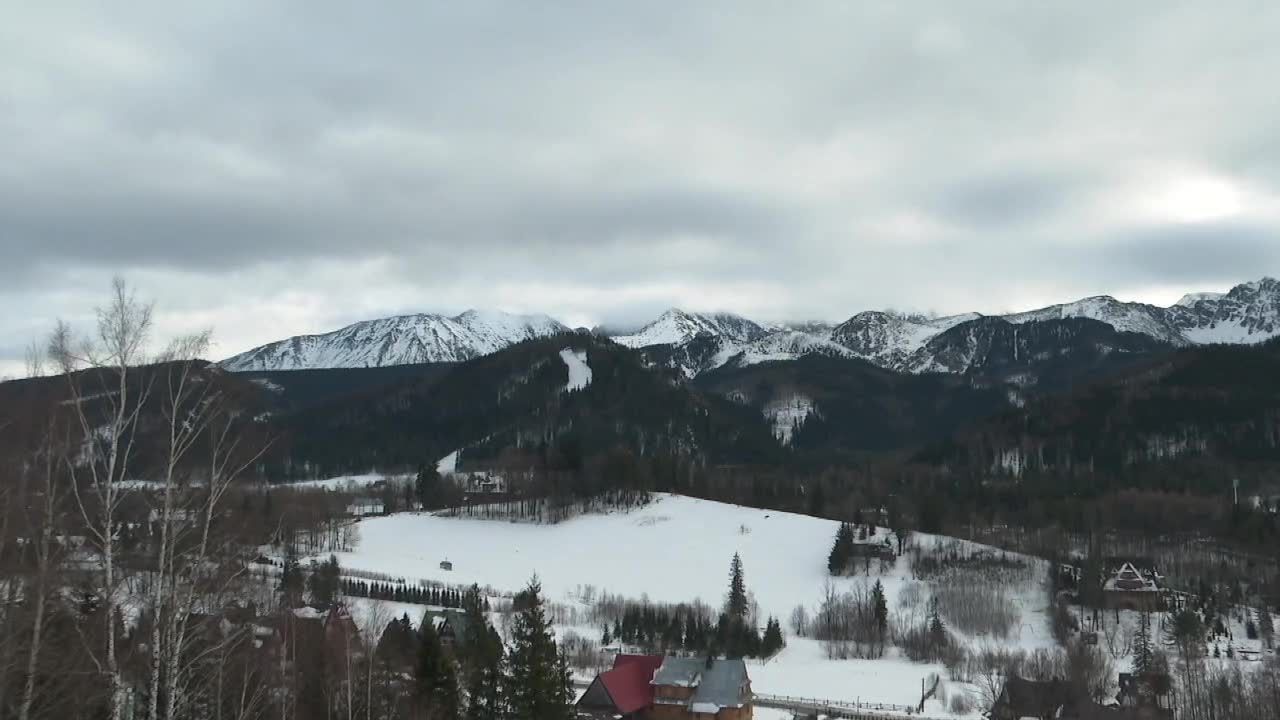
[696, 355, 1011, 459]
[239, 363, 455, 412]
[921, 337, 1280, 486]
[267, 334, 785, 479]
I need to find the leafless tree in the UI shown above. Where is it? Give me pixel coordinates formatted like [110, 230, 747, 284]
[16, 356, 71, 720]
[788, 604, 809, 637]
[50, 277, 155, 720]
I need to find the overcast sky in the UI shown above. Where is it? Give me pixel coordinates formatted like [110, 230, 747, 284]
[4, 1, 1280, 375]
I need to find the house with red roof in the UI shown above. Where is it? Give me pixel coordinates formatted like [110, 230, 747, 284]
[577, 654, 752, 720]
[577, 654, 665, 718]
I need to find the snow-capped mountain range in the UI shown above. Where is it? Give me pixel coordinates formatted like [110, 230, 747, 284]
[221, 278, 1280, 376]
[220, 310, 568, 371]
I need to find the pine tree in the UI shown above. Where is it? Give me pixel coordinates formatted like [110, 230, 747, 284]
[872, 580, 889, 653]
[417, 464, 443, 509]
[506, 577, 571, 720]
[1133, 611, 1153, 675]
[928, 597, 947, 660]
[601, 624, 612, 647]
[1259, 605, 1275, 649]
[279, 545, 304, 606]
[461, 586, 505, 720]
[761, 617, 785, 657]
[416, 613, 460, 720]
[726, 553, 748, 620]
[827, 522, 854, 576]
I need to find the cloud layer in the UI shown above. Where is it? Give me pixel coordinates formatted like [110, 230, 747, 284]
[4, 1, 1280, 373]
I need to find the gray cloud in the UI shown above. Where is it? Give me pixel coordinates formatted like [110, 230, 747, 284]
[3, 1, 1280, 373]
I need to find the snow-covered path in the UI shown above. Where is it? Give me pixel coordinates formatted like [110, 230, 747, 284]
[559, 348, 592, 391]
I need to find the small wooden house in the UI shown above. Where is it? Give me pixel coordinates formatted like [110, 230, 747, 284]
[1104, 563, 1162, 612]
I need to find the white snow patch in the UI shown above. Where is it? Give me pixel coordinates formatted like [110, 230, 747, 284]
[1181, 319, 1280, 345]
[436, 450, 459, 475]
[288, 473, 411, 490]
[1175, 291, 1226, 308]
[559, 349, 592, 391]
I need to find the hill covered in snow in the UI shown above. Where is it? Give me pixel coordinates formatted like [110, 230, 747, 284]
[221, 310, 568, 371]
[322, 494, 1058, 714]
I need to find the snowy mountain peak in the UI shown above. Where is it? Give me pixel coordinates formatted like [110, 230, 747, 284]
[1174, 292, 1226, 308]
[221, 310, 569, 371]
[612, 308, 768, 349]
[1170, 277, 1280, 344]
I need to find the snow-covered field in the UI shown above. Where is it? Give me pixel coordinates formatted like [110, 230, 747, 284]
[322, 494, 1058, 716]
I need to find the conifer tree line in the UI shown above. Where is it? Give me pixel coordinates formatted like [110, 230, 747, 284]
[341, 578, 475, 608]
[380, 579, 573, 720]
[591, 554, 785, 660]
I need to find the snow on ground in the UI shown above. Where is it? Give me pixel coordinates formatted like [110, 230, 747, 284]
[325, 494, 1055, 714]
[1181, 318, 1280, 344]
[559, 348, 592, 391]
[344, 596, 437, 635]
[750, 638, 943, 708]
[436, 450, 459, 475]
[288, 472, 411, 490]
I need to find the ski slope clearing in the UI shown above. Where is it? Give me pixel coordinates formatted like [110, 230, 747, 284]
[286, 472, 412, 490]
[559, 348, 592, 391]
[436, 450, 459, 475]
[328, 494, 1056, 714]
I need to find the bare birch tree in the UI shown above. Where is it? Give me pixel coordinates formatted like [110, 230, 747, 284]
[50, 277, 155, 720]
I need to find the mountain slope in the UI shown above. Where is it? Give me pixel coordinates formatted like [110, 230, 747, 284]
[828, 311, 980, 368]
[697, 355, 1011, 455]
[612, 309, 768, 348]
[221, 311, 568, 371]
[903, 316, 1173, 388]
[267, 334, 785, 478]
[1002, 296, 1185, 345]
[221, 277, 1280, 377]
[1167, 277, 1280, 344]
[920, 337, 1280, 479]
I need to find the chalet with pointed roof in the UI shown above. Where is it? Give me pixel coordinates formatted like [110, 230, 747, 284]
[1103, 562, 1162, 612]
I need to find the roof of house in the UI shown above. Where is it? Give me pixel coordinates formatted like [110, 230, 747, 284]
[594, 655, 663, 714]
[998, 677, 1074, 718]
[424, 609, 470, 641]
[1104, 563, 1159, 593]
[652, 657, 749, 710]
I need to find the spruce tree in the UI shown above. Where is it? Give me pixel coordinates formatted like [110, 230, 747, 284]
[417, 464, 443, 509]
[761, 617, 785, 657]
[1259, 605, 1275, 649]
[928, 597, 947, 660]
[1133, 611, 1153, 675]
[872, 580, 889, 653]
[827, 523, 854, 576]
[506, 577, 571, 720]
[726, 553, 748, 620]
[416, 614, 460, 720]
[461, 588, 505, 720]
[279, 545, 304, 606]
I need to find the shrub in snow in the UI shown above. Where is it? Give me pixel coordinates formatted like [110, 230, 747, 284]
[949, 690, 975, 715]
